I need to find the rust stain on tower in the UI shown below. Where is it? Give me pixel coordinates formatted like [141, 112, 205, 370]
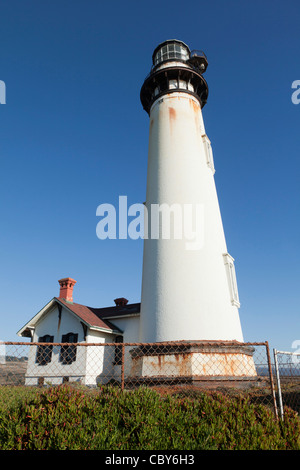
[168, 106, 176, 135]
[169, 107, 176, 121]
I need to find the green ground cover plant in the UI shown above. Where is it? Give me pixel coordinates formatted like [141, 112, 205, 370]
[0, 384, 299, 450]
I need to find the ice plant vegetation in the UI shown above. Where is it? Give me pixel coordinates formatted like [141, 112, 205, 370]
[0, 384, 299, 450]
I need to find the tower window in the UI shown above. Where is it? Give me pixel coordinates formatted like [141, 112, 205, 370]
[223, 254, 240, 308]
[169, 79, 178, 89]
[187, 82, 194, 92]
[168, 79, 188, 91]
[179, 79, 187, 89]
[202, 134, 215, 174]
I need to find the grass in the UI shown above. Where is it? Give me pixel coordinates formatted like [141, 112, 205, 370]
[0, 384, 299, 450]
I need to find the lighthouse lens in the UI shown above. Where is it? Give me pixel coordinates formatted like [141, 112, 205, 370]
[154, 42, 189, 66]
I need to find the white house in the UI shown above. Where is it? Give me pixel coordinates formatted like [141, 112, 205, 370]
[17, 278, 140, 385]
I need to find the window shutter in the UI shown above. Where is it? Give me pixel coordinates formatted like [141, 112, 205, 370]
[36, 335, 54, 365]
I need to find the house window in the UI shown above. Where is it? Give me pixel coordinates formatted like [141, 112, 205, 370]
[223, 253, 240, 308]
[202, 134, 215, 174]
[114, 336, 123, 365]
[36, 334, 54, 365]
[60, 332, 78, 365]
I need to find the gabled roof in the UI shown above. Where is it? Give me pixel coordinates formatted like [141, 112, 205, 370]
[17, 297, 141, 338]
[57, 298, 123, 333]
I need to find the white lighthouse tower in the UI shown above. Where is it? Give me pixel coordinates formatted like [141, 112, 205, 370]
[139, 40, 244, 345]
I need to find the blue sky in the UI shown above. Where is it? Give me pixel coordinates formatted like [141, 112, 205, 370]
[0, 0, 299, 353]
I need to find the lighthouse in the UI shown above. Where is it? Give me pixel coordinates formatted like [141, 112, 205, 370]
[139, 40, 244, 345]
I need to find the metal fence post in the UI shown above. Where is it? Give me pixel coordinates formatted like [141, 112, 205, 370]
[265, 341, 278, 419]
[121, 343, 125, 391]
[273, 349, 284, 420]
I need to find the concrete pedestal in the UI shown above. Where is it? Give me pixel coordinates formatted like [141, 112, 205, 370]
[128, 342, 257, 387]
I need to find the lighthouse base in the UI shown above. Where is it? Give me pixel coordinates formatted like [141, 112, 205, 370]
[127, 342, 257, 387]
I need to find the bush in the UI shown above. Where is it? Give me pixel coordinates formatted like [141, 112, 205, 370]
[0, 384, 299, 450]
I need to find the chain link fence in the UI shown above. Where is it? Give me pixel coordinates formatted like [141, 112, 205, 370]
[273, 349, 300, 419]
[2, 341, 300, 419]
[0, 340, 278, 414]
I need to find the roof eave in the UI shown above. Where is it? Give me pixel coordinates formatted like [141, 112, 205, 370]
[89, 325, 123, 335]
[17, 298, 57, 337]
[102, 313, 140, 320]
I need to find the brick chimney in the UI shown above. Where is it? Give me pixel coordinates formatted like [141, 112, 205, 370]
[58, 278, 77, 302]
[114, 297, 128, 307]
